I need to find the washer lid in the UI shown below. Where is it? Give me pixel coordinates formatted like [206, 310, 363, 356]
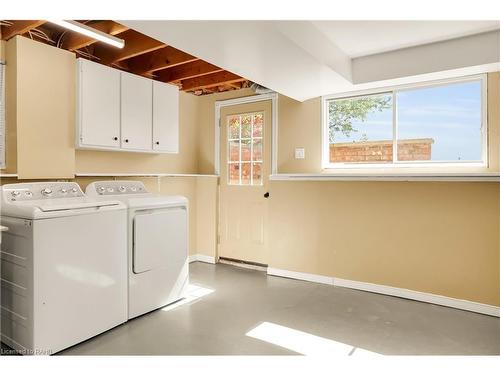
[1, 196, 125, 219]
[35, 199, 121, 212]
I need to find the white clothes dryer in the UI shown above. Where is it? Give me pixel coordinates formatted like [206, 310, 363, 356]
[86, 181, 189, 319]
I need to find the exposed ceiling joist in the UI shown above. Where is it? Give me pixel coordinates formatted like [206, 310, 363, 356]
[156, 60, 223, 83]
[61, 20, 129, 51]
[125, 46, 199, 74]
[93, 29, 165, 65]
[1, 20, 47, 40]
[181, 71, 245, 91]
[1, 19, 251, 95]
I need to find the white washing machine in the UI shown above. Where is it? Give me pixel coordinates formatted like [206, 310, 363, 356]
[0, 182, 128, 355]
[86, 181, 189, 319]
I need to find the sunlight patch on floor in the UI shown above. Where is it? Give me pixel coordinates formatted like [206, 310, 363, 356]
[161, 284, 215, 312]
[246, 321, 380, 356]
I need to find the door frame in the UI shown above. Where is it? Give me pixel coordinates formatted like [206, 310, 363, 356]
[214, 92, 278, 176]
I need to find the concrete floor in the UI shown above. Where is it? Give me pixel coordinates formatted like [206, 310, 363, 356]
[4, 262, 500, 355]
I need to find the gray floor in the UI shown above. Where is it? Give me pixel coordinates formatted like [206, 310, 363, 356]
[4, 262, 500, 355]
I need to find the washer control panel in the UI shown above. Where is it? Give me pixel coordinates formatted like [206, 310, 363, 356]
[2, 182, 84, 202]
[87, 181, 148, 196]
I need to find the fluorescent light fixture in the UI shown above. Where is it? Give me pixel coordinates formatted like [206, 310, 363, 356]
[48, 20, 125, 49]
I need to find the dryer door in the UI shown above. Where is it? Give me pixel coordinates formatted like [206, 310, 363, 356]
[133, 207, 187, 273]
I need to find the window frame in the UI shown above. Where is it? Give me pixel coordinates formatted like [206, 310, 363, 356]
[321, 74, 488, 170]
[226, 111, 264, 186]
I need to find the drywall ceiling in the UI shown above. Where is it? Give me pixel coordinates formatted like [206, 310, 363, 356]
[122, 20, 500, 101]
[312, 21, 500, 58]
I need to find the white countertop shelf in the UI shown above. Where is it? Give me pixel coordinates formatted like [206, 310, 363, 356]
[269, 173, 500, 182]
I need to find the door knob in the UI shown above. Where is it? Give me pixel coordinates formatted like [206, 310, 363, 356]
[264, 192, 270, 198]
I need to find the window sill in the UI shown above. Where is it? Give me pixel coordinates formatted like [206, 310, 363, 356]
[269, 173, 500, 182]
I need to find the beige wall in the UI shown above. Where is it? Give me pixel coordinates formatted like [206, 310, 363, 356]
[265, 73, 500, 306]
[17, 37, 75, 179]
[268, 181, 500, 306]
[2, 35, 499, 307]
[193, 75, 500, 307]
[3, 36, 204, 177]
[0, 36, 217, 257]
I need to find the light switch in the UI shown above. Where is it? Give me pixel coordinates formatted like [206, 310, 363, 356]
[295, 148, 305, 159]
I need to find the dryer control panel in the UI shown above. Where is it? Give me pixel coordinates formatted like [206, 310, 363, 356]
[86, 181, 148, 196]
[1, 182, 85, 202]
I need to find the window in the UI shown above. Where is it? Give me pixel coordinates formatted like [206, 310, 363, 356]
[323, 76, 486, 169]
[227, 112, 263, 185]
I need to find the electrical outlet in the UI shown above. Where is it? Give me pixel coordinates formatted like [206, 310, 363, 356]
[295, 148, 305, 159]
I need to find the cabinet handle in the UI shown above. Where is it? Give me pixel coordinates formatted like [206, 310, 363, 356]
[155, 141, 160, 145]
[113, 137, 118, 141]
[124, 139, 129, 143]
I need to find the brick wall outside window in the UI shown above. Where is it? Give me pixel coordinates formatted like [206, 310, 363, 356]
[330, 138, 433, 163]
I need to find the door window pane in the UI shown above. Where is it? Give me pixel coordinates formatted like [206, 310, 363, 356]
[397, 81, 482, 162]
[229, 140, 240, 162]
[253, 113, 263, 137]
[228, 116, 240, 139]
[227, 111, 264, 185]
[328, 93, 393, 164]
[241, 163, 251, 185]
[241, 115, 252, 138]
[241, 140, 252, 162]
[228, 163, 240, 184]
[253, 139, 262, 161]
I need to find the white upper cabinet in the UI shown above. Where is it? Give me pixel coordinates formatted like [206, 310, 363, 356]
[77, 59, 121, 149]
[76, 58, 179, 154]
[153, 81, 179, 153]
[120, 72, 153, 151]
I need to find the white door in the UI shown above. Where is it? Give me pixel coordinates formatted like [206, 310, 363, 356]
[121, 72, 153, 151]
[77, 59, 121, 148]
[153, 81, 179, 153]
[219, 101, 272, 265]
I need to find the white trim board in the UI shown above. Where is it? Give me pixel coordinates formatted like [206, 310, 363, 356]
[269, 173, 500, 182]
[189, 254, 217, 264]
[267, 267, 334, 285]
[75, 173, 218, 178]
[267, 267, 500, 318]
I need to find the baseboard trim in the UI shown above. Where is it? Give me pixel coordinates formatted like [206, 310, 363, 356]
[267, 267, 334, 285]
[267, 267, 500, 318]
[334, 277, 500, 318]
[189, 254, 217, 264]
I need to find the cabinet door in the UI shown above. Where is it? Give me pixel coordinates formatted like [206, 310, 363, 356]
[121, 72, 153, 151]
[133, 208, 187, 273]
[153, 81, 179, 153]
[77, 59, 121, 148]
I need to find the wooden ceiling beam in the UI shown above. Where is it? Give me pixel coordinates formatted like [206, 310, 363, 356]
[124, 46, 199, 75]
[92, 29, 165, 65]
[61, 21, 129, 51]
[156, 60, 223, 83]
[180, 71, 246, 91]
[1, 20, 47, 40]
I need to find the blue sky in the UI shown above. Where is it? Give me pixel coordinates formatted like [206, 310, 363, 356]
[331, 80, 482, 161]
